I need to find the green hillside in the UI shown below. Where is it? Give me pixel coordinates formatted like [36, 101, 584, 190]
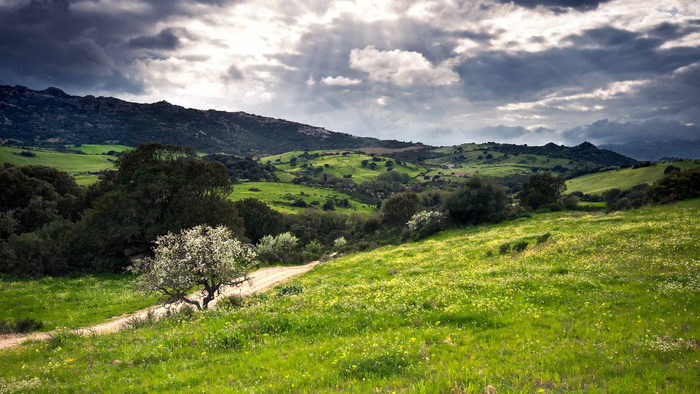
[567, 160, 700, 195]
[66, 144, 132, 155]
[2, 199, 698, 392]
[229, 182, 375, 214]
[262, 150, 426, 183]
[0, 146, 116, 185]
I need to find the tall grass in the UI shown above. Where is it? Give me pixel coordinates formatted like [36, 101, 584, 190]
[0, 200, 698, 392]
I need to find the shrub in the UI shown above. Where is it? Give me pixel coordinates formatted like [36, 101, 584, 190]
[334, 236, 347, 249]
[276, 284, 303, 297]
[256, 232, 299, 264]
[443, 176, 510, 225]
[0, 317, 43, 333]
[498, 243, 511, 255]
[217, 294, 246, 310]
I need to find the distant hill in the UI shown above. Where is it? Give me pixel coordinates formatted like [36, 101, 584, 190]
[600, 140, 700, 161]
[0, 85, 416, 156]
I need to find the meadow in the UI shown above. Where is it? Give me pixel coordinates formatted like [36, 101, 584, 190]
[566, 160, 700, 195]
[228, 182, 375, 214]
[0, 274, 156, 332]
[264, 151, 426, 183]
[66, 144, 132, 155]
[0, 146, 117, 185]
[1, 199, 698, 392]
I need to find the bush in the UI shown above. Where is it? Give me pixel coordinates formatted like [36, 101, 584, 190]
[519, 172, 567, 210]
[256, 232, 299, 264]
[645, 168, 700, 203]
[444, 177, 510, 225]
[217, 294, 246, 310]
[498, 243, 511, 255]
[406, 210, 446, 240]
[0, 317, 43, 333]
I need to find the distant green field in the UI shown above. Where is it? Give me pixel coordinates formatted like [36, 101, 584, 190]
[66, 144, 131, 155]
[424, 148, 576, 179]
[229, 182, 375, 214]
[566, 160, 700, 195]
[264, 151, 426, 183]
[0, 147, 116, 175]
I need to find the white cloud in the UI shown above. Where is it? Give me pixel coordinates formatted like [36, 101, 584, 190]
[349, 45, 459, 86]
[320, 76, 362, 86]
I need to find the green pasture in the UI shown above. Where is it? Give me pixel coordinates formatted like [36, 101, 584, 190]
[0, 274, 156, 332]
[66, 144, 131, 155]
[2, 199, 698, 392]
[268, 151, 426, 183]
[0, 147, 116, 176]
[424, 151, 574, 179]
[566, 160, 700, 195]
[229, 182, 375, 214]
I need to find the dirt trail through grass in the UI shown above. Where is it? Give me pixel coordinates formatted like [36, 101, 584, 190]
[0, 261, 321, 350]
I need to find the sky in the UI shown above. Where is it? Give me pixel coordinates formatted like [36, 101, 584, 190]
[1, 0, 699, 147]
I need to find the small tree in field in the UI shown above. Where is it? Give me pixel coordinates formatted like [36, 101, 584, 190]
[128, 225, 257, 310]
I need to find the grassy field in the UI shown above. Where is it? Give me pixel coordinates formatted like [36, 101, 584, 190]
[566, 160, 700, 195]
[424, 145, 576, 179]
[229, 182, 375, 214]
[1, 199, 698, 392]
[66, 144, 132, 155]
[0, 147, 116, 174]
[264, 151, 426, 183]
[0, 274, 156, 332]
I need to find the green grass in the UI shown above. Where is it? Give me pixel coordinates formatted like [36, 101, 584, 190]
[0, 274, 157, 332]
[265, 151, 426, 183]
[567, 160, 700, 195]
[2, 199, 698, 392]
[424, 148, 577, 179]
[229, 182, 375, 214]
[0, 147, 116, 175]
[66, 144, 132, 155]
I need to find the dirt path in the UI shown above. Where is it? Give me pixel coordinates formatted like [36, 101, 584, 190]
[0, 261, 321, 350]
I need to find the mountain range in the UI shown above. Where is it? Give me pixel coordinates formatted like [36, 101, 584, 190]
[0, 85, 414, 156]
[599, 140, 700, 161]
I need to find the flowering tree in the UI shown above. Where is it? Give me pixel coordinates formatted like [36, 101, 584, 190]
[128, 225, 257, 310]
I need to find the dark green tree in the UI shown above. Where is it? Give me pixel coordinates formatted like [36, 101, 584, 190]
[645, 168, 700, 203]
[443, 176, 510, 225]
[380, 192, 420, 229]
[519, 172, 567, 210]
[81, 143, 244, 263]
[233, 198, 284, 244]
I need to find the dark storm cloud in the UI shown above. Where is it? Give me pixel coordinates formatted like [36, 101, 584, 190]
[496, 0, 613, 11]
[127, 28, 181, 50]
[562, 119, 700, 145]
[0, 0, 237, 93]
[454, 23, 700, 103]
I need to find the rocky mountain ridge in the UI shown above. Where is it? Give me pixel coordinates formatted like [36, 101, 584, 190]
[0, 85, 414, 156]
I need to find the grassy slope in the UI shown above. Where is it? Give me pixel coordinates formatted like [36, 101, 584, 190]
[2, 200, 698, 392]
[566, 160, 700, 195]
[0, 147, 116, 174]
[424, 144, 578, 179]
[66, 144, 132, 155]
[0, 274, 156, 331]
[263, 150, 426, 183]
[229, 182, 375, 214]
